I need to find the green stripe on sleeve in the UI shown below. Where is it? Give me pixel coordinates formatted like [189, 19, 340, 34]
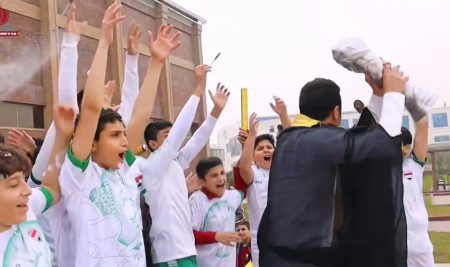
[67, 147, 90, 172]
[40, 187, 54, 212]
[412, 152, 426, 167]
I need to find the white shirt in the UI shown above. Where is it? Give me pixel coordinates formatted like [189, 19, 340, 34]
[190, 189, 242, 267]
[403, 154, 435, 266]
[139, 95, 217, 263]
[0, 188, 53, 266]
[248, 165, 269, 241]
[59, 149, 145, 267]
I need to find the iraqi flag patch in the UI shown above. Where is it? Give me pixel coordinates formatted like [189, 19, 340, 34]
[404, 171, 413, 180]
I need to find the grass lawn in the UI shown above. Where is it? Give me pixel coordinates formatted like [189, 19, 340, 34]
[424, 175, 433, 192]
[429, 232, 450, 263]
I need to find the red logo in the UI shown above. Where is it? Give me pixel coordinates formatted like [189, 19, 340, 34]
[0, 8, 9, 26]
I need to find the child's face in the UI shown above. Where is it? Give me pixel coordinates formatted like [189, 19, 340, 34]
[236, 224, 250, 243]
[92, 121, 128, 170]
[254, 140, 274, 170]
[201, 164, 226, 197]
[148, 127, 171, 151]
[0, 171, 31, 232]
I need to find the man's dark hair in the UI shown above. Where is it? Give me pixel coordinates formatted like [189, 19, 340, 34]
[299, 78, 342, 121]
[236, 220, 250, 230]
[254, 134, 275, 150]
[196, 156, 223, 180]
[0, 144, 31, 179]
[75, 108, 124, 141]
[0, 133, 4, 144]
[401, 127, 413, 146]
[77, 89, 84, 112]
[144, 120, 173, 148]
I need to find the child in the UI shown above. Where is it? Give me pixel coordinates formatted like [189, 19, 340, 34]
[58, 3, 181, 266]
[236, 220, 252, 267]
[0, 104, 74, 266]
[402, 123, 434, 267]
[235, 113, 275, 267]
[190, 157, 243, 267]
[138, 79, 230, 266]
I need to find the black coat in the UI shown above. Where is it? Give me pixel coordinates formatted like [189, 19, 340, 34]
[258, 112, 404, 267]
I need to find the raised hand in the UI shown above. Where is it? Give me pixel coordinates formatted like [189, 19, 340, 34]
[248, 113, 259, 136]
[6, 129, 37, 157]
[382, 64, 409, 94]
[208, 83, 230, 111]
[53, 105, 76, 138]
[103, 80, 117, 109]
[237, 128, 248, 147]
[194, 65, 211, 95]
[215, 232, 241, 246]
[147, 24, 181, 63]
[186, 172, 202, 194]
[127, 21, 142, 55]
[101, 3, 125, 46]
[65, 3, 87, 36]
[270, 96, 287, 116]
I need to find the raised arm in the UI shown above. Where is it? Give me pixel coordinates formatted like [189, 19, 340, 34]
[270, 96, 291, 129]
[71, 3, 124, 161]
[412, 118, 429, 162]
[41, 105, 75, 206]
[118, 21, 141, 126]
[238, 113, 258, 185]
[29, 4, 85, 186]
[127, 24, 180, 151]
[178, 81, 229, 169]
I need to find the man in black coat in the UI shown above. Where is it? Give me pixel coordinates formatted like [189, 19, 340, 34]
[258, 64, 408, 267]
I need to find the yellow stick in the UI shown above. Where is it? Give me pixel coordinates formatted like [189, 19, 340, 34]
[241, 88, 248, 131]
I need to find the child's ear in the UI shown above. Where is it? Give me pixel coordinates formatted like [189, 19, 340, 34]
[148, 140, 158, 151]
[91, 142, 98, 153]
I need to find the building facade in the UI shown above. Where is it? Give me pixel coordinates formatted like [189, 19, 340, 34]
[0, 0, 208, 169]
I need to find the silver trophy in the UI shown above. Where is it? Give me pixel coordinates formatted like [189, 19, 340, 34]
[332, 38, 437, 121]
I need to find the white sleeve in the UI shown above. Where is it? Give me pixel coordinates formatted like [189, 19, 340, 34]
[59, 148, 92, 197]
[58, 32, 80, 113]
[140, 96, 200, 178]
[29, 123, 56, 187]
[379, 92, 405, 137]
[190, 193, 203, 231]
[178, 115, 217, 169]
[366, 94, 383, 121]
[118, 54, 139, 126]
[30, 188, 53, 216]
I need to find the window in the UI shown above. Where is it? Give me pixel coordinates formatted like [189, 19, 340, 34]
[341, 119, 349, 129]
[0, 102, 37, 128]
[229, 139, 242, 157]
[402, 116, 410, 129]
[432, 113, 448, 128]
[434, 135, 450, 143]
[211, 148, 225, 161]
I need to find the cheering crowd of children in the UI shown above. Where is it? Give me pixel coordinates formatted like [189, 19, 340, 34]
[0, 3, 435, 267]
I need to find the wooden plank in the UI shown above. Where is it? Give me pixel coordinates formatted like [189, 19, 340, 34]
[0, 127, 47, 140]
[2, 0, 41, 20]
[168, 55, 195, 70]
[39, 0, 59, 128]
[155, 4, 174, 121]
[56, 14, 101, 40]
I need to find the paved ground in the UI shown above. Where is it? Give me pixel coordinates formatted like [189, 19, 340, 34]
[429, 221, 450, 232]
[432, 194, 450, 205]
[436, 264, 450, 267]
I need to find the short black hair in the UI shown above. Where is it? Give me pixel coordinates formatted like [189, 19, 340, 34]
[401, 127, 412, 145]
[77, 89, 84, 112]
[75, 108, 124, 141]
[196, 156, 223, 180]
[299, 78, 342, 121]
[254, 134, 275, 150]
[144, 120, 173, 146]
[0, 144, 31, 179]
[236, 220, 250, 230]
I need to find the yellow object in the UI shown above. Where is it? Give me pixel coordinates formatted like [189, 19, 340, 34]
[241, 88, 248, 131]
[291, 114, 320, 128]
[245, 261, 253, 267]
[134, 144, 146, 156]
